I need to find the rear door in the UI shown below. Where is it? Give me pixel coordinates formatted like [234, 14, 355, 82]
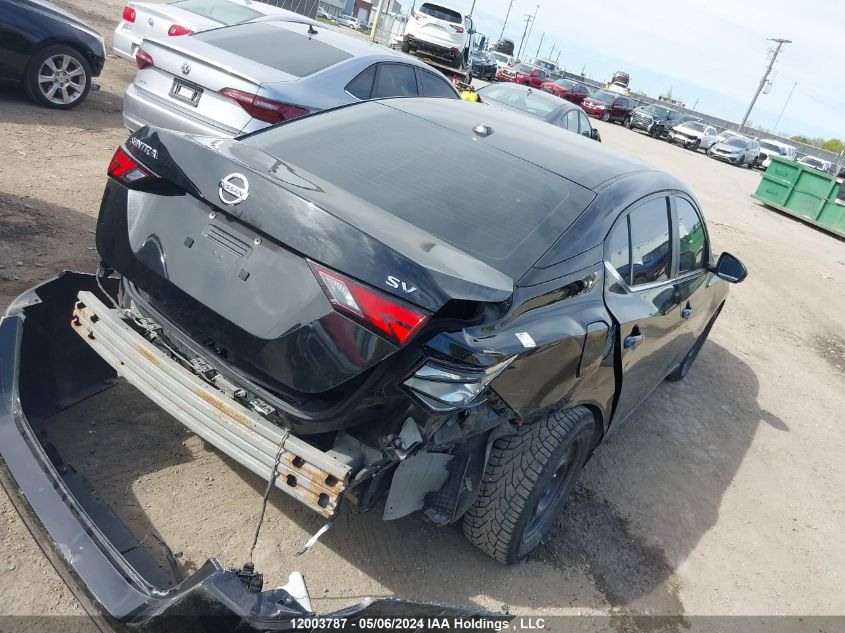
[603, 194, 683, 423]
[670, 195, 714, 357]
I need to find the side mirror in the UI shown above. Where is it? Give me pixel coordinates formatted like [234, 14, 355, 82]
[713, 252, 747, 283]
[590, 128, 601, 142]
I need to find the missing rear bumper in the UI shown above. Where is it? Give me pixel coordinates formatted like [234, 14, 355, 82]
[0, 272, 509, 629]
[70, 290, 350, 518]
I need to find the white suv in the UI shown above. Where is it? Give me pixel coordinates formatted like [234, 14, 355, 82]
[402, 3, 472, 69]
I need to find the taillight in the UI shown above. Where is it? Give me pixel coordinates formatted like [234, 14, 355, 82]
[309, 262, 428, 346]
[167, 24, 193, 36]
[451, 25, 465, 33]
[107, 146, 156, 187]
[219, 88, 308, 124]
[122, 5, 136, 22]
[135, 48, 153, 70]
[404, 357, 515, 411]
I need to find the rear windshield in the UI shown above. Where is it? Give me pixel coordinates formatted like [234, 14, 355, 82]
[479, 84, 558, 119]
[243, 103, 588, 278]
[418, 3, 462, 23]
[194, 23, 351, 77]
[590, 91, 616, 103]
[554, 79, 574, 89]
[173, 0, 262, 25]
[643, 104, 671, 118]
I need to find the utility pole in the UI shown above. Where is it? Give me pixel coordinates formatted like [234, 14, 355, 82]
[548, 43, 555, 59]
[469, 0, 477, 16]
[692, 97, 699, 111]
[498, 0, 514, 40]
[369, 0, 387, 42]
[773, 81, 797, 134]
[516, 14, 532, 60]
[739, 37, 791, 133]
[534, 32, 544, 60]
[525, 4, 539, 54]
[517, 4, 538, 60]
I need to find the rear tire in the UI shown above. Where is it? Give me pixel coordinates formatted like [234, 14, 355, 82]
[463, 407, 595, 564]
[624, 115, 632, 129]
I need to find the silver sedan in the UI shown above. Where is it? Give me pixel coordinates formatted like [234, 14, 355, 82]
[123, 19, 460, 137]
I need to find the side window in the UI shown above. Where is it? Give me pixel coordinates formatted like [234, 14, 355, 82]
[372, 63, 418, 98]
[538, 70, 546, 80]
[346, 64, 376, 100]
[607, 216, 631, 285]
[418, 70, 457, 98]
[706, 126, 716, 135]
[577, 111, 591, 135]
[562, 109, 579, 132]
[629, 197, 671, 285]
[676, 197, 707, 274]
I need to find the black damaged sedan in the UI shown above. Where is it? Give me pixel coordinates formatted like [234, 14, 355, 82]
[1, 96, 747, 629]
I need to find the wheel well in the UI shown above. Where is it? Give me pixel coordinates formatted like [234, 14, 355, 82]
[27, 39, 97, 76]
[580, 403, 606, 451]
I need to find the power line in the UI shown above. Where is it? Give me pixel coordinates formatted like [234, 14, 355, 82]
[773, 81, 797, 134]
[739, 37, 791, 133]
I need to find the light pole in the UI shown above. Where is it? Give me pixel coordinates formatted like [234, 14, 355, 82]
[739, 38, 791, 133]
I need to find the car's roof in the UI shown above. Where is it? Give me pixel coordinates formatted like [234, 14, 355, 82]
[375, 98, 654, 190]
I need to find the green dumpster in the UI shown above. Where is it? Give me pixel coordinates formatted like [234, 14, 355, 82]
[752, 156, 845, 239]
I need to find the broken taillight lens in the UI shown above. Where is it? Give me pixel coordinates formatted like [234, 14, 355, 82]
[309, 263, 428, 346]
[107, 146, 156, 187]
[167, 24, 193, 36]
[404, 357, 516, 411]
[135, 48, 154, 70]
[219, 88, 309, 125]
[122, 5, 136, 22]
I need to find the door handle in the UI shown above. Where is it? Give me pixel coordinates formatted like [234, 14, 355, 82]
[624, 333, 644, 350]
[681, 306, 693, 320]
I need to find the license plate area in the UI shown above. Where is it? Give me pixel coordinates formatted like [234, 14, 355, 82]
[169, 78, 202, 107]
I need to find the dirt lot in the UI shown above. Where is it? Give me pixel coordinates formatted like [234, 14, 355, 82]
[1, 1, 844, 628]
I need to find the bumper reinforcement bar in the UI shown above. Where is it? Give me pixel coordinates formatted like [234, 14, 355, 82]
[71, 290, 350, 518]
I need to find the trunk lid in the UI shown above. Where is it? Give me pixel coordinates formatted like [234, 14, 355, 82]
[99, 126, 514, 396]
[132, 33, 300, 135]
[123, 3, 219, 44]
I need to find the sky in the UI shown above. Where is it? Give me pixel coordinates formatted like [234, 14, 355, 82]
[434, 0, 844, 141]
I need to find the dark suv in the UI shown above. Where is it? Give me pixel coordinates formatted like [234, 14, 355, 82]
[628, 103, 682, 138]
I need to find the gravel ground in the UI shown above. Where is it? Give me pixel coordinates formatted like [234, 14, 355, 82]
[1, 1, 844, 629]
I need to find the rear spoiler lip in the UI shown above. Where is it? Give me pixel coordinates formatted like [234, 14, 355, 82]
[138, 36, 280, 87]
[0, 272, 509, 629]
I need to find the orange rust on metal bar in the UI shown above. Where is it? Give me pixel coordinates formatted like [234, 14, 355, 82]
[284, 454, 347, 492]
[193, 387, 257, 430]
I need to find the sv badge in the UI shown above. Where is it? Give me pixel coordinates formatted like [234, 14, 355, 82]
[386, 276, 417, 294]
